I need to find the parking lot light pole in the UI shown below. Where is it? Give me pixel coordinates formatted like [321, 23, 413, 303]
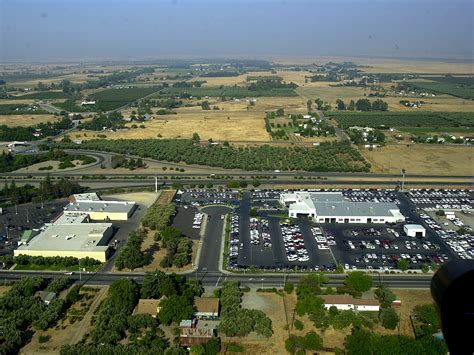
[401, 169, 406, 192]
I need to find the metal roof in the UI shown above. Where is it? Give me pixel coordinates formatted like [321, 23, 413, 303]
[16, 223, 112, 252]
[314, 201, 400, 217]
[64, 200, 135, 214]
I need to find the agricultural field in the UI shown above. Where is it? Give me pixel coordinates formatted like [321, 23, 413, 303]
[362, 144, 474, 175]
[59, 139, 370, 172]
[8, 91, 70, 100]
[87, 86, 161, 111]
[406, 80, 474, 100]
[326, 111, 474, 130]
[0, 104, 47, 115]
[0, 114, 59, 127]
[79, 110, 270, 141]
[152, 86, 298, 98]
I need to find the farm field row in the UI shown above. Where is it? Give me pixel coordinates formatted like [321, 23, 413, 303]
[326, 111, 474, 129]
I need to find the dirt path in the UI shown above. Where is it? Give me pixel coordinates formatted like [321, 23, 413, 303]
[69, 287, 108, 345]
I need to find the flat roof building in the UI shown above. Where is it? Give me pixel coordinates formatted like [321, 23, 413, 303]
[14, 222, 113, 262]
[280, 191, 405, 224]
[69, 192, 101, 202]
[320, 295, 380, 312]
[64, 200, 136, 221]
[404, 224, 426, 238]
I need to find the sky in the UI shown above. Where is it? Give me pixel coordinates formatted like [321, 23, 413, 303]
[0, 0, 472, 62]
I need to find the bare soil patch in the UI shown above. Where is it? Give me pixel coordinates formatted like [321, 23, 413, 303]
[362, 144, 474, 176]
[0, 114, 59, 127]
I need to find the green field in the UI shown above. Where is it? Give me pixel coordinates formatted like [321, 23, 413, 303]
[0, 104, 47, 115]
[397, 126, 474, 133]
[409, 81, 474, 100]
[152, 86, 297, 98]
[10, 91, 69, 100]
[327, 112, 474, 129]
[88, 86, 161, 111]
[0, 72, 60, 82]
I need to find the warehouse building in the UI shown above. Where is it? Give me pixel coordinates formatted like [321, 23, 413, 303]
[64, 200, 136, 221]
[14, 222, 113, 262]
[403, 224, 426, 238]
[280, 191, 405, 224]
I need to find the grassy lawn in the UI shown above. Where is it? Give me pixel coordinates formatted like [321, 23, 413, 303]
[14, 264, 101, 272]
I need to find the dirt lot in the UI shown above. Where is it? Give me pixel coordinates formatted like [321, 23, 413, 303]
[0, 285, 12, 296]
[21, 286, 107, 354]
[0, 114, 59, 127]
[362, 144, 474, 175]
[102, 191, 160, 207]
[231, 288, 435, 354]
[78, 109, 270, 141]
[156, 190, 176, 204]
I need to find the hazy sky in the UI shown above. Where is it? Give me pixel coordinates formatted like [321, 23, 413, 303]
[1, 0, 472, 62]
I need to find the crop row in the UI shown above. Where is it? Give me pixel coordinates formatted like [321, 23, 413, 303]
[59, 139, 370, 172]
[326, 111, 474, 129]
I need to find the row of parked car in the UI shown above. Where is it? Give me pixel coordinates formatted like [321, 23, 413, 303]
[343, 189, 400, 204]
[407, 189, 472, 210]
[280, 223, 310, 262]
[228, 213, 241, 267]
[192, 212, 204, 229]
[311, 227, 336, 250]
[249, 217, 272, 247]
[354, 252, 449, 267]
[419, 213, 474, 260]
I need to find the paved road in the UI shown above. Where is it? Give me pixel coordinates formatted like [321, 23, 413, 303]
[198, 206, 232, 272]
[0, 269, 434, 288]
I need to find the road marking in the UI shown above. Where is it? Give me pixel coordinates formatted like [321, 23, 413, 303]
[215, 274, 222, 287]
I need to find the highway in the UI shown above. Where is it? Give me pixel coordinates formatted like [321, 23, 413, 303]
[0, 269, 434, 289]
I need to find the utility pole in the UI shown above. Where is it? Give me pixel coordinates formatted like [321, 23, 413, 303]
[401, 169, 406, 192]
[155, 176, 158, 193]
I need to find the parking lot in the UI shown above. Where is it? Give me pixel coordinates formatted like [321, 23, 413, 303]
[172, 188, 473, 272]
[0, 200, 67, 256]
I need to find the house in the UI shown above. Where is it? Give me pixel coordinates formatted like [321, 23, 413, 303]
[179, 320, 215, 347]
[194, 297, 220, 320]
[133, 298, 164, 318]
[35, 291, 57, 305]
[320, 295, 380, 312]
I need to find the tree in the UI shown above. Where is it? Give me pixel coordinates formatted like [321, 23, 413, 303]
[397, 258, 409, 272]
[379, 307, 399, 329]
[344, 271, 373, 293]
[421, 264, 429, 273]
[355, 99, 371, 111]
[374, 285, 396, 308]
[192, 132, 200, 142]
[306, 99, 312, 112]
[302, 331, 323, 350]
[435, 210, 445, 216]
[276, 108, 285, 117]
[284, 281, 294, 294]
[336, 99, 346, 110]
[204, 337, 221, 355]
[347, 100, 355, 111]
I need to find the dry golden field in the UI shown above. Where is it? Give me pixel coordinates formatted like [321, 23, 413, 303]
[271, 55, 474, 74]
[0, 114, 60, 127]
[362, 144, 474, 175]
[79, 109, 270, 141]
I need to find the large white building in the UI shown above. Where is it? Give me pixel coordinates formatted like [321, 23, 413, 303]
[64, 200, 136, 221]
[280, 191, 405, 224]
[14, 222, 113, 262]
